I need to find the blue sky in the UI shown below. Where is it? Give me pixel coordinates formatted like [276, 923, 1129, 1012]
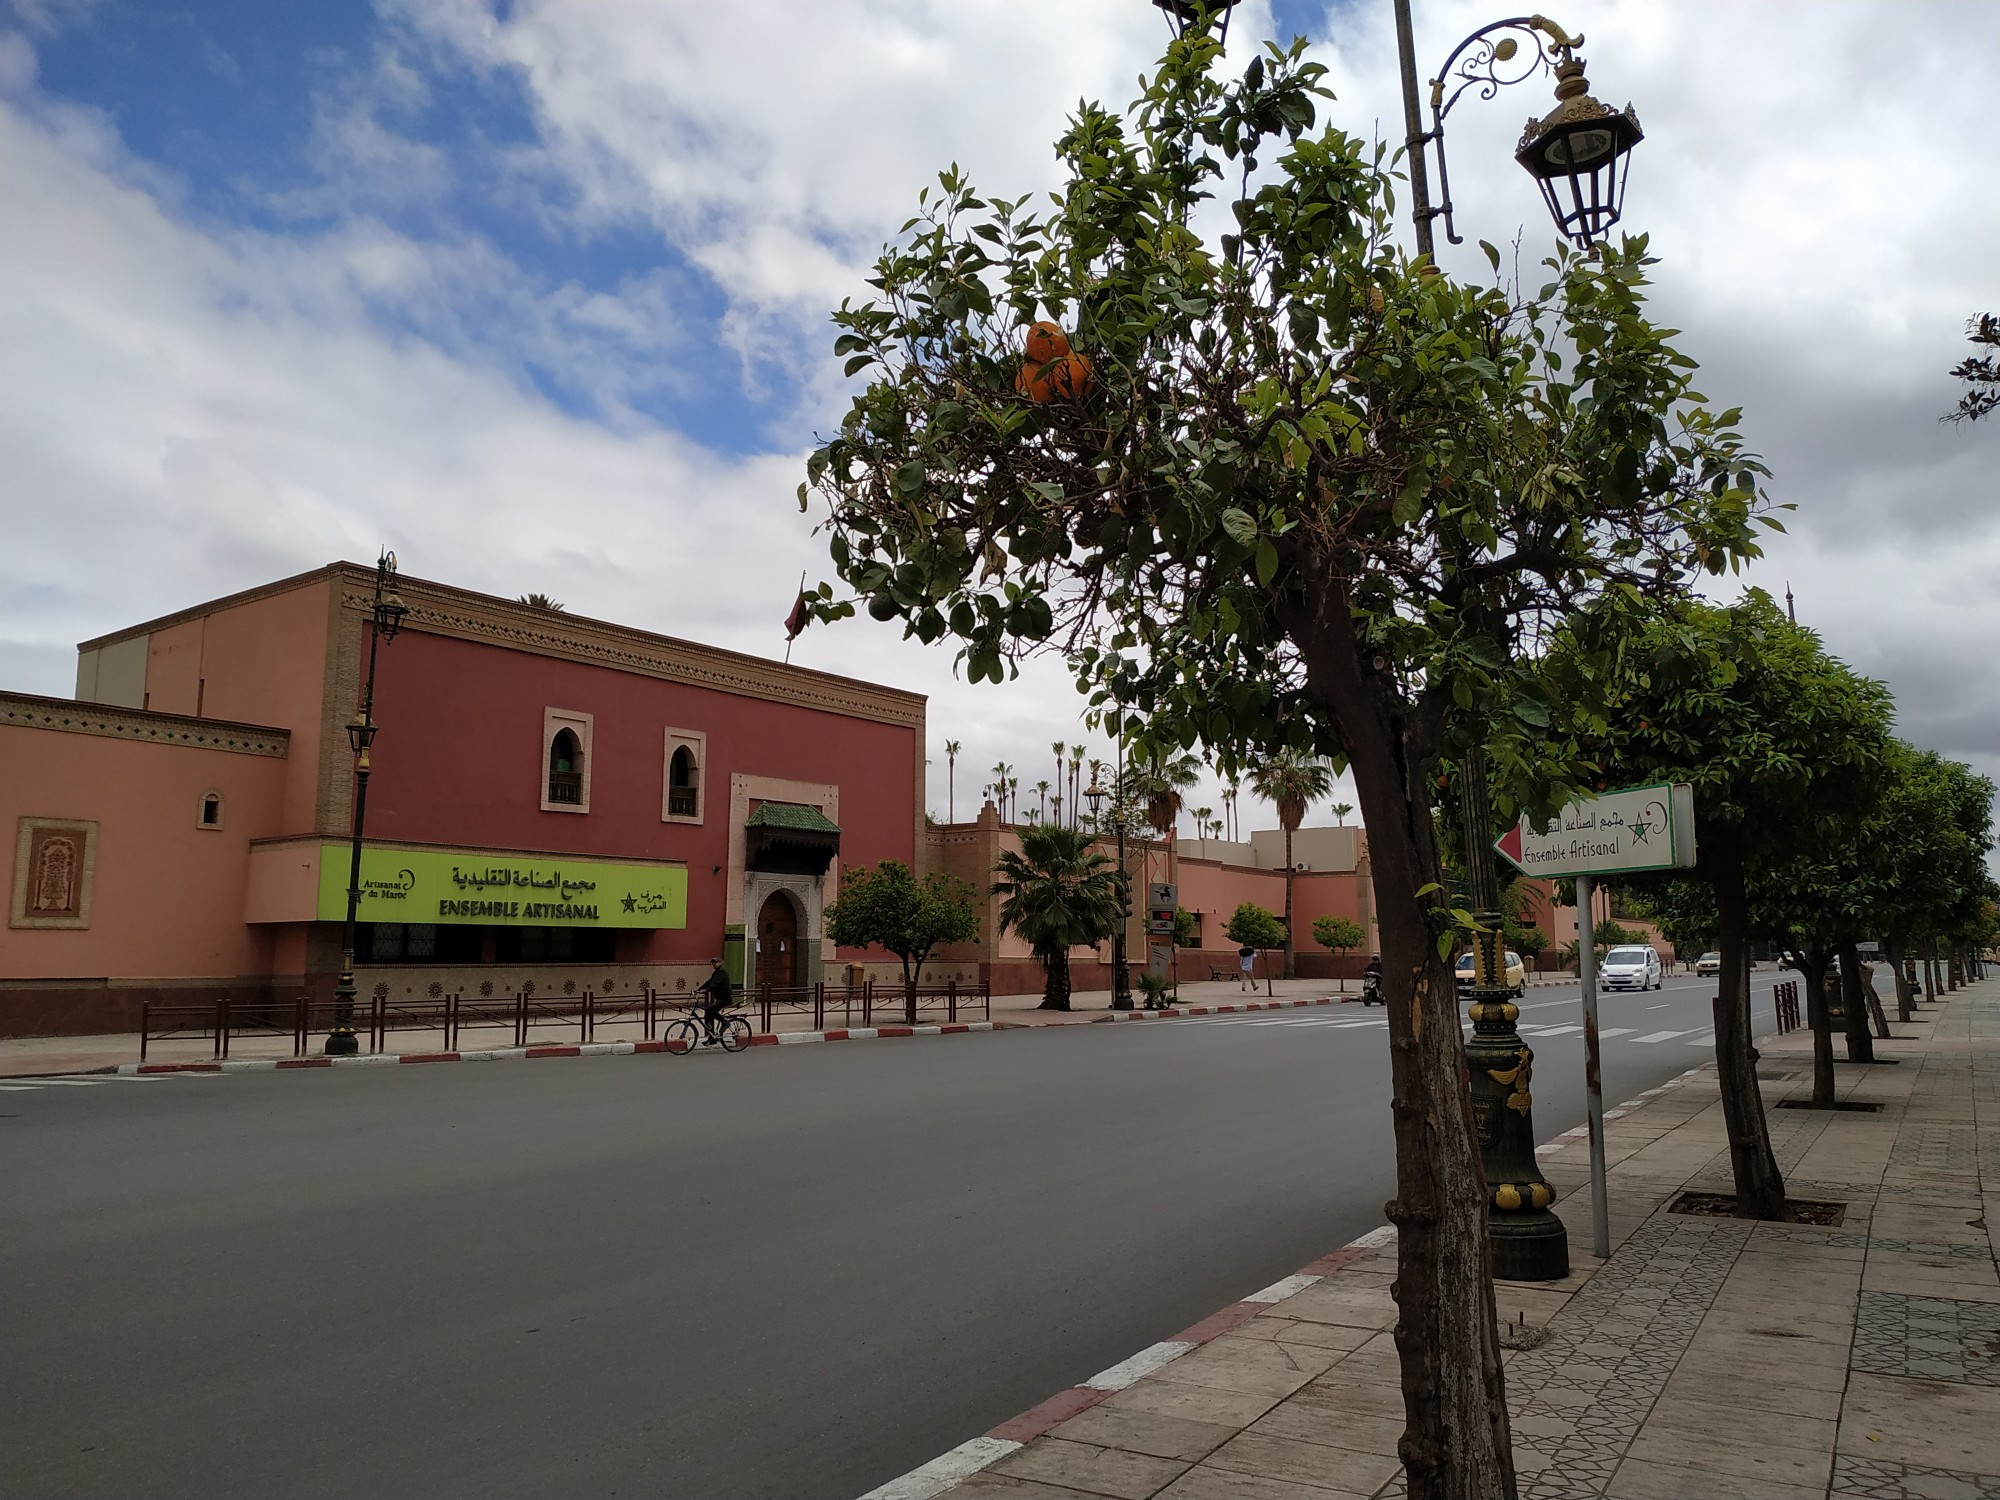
[3, 0, 1996, 837]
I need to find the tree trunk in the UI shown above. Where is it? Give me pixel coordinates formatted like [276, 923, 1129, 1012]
[1884, 939, 1916, 1022]
[1924, 945, 1939, 1000]
[1282, 824, 1297, 980]
[1795, 947, 1836, 1108]
[1285, 590, 1513, 1499]
[1855, 950, 1890, 1040]
[1838, 943, 1876, 1063]
[1712, 860, 1787, 1216]
[1949, 947, 1964, 989]
[1037, 949, 1071, 1010]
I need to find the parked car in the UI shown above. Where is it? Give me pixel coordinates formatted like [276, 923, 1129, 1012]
[1695, 951, 1721, 977]
[1454, 949, 1526, 997]
[1600, 944, 1664, 991]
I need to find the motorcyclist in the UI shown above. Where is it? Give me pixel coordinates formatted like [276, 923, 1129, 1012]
[1363, 953, 1384, 1004]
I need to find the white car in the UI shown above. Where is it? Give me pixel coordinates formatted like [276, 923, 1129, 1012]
[1600, 944, 1663, 991]
[1695, 951, 1721, 977]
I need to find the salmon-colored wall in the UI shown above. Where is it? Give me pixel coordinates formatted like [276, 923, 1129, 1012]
[1289, 870, 1369, 952]
[0, 727, 289, 980]
[1174, 857, 1288, 946]
[357, 627, 918, 962]
[141, 581, 331, 835]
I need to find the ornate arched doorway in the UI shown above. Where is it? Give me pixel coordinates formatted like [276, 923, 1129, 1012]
[755, 889, 802, 994]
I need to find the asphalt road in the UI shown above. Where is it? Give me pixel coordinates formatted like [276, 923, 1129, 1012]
[1, 971, 1783, 1500]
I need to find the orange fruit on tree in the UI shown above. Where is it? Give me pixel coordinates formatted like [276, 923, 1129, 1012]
[1024, 321, 1070, 364]
[1048, 350, 1094, 400]
[1015, 359, 1057, 402]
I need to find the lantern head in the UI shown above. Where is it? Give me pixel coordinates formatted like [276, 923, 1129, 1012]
[1515, 53, 1643, 249]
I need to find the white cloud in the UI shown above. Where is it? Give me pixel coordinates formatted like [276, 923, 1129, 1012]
[1, 0, 1995, 855]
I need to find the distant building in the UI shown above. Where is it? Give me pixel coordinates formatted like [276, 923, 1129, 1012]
[2, 562, 924, 1036]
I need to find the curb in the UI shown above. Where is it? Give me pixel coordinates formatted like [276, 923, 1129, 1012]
[1090, 997, 1341, 1023]
[113, 1021, 1018, 1076]
[856, 1061, 1712, 1500]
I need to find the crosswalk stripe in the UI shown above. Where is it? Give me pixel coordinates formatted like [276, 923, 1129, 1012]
[1632, 1030, 1691, 1043]
[1523, 1024, 1582, 1036]
[12, 1078, 110, 1086]
[1598, 1028, 1635, 1038]
[1685, 1033, 1715, 1046]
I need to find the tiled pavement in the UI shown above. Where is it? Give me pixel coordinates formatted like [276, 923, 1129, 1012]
[903, 978, 1999, 1500]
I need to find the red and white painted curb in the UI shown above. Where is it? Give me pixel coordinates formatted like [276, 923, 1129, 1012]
[111, 1021, 1017, 1076]
[856, 1229, 1394, 1500]
[1090, 997, 1341, 1023]
[855, 1063, 1716, 1500]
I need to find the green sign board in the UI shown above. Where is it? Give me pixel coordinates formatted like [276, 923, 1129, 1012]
[315, 844, 687, 929]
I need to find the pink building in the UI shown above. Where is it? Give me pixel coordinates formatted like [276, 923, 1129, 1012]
[3, 562, 925, 1035]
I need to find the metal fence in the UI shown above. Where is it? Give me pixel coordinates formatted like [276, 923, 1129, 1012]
[138, 978, 993, 1060]
[1773, 979, 1801, 1034]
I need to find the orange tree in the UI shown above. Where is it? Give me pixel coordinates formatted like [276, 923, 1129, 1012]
[799, 29, 1770, 1499]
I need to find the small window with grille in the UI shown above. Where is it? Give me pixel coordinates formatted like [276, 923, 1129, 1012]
[661, 727, 706, 824]
[541, 709, 593, 813]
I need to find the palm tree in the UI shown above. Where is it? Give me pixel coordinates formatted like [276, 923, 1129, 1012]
[1250, 749, 1336, 979]
[993, 824, 1124, 1011]
[945, 739, 962, 822]
[1035, 779, 1051, 821]
[1191, 806, 1214, 854]
[1051, 741, 1066, 811]
[1332, 801, 1354, 827]
[1131, 746, 1201, 837]
[1007, 777, 1021, 824]
[1223, 778, 1241, 841]
[518, 592, 565, 610]
[991, 762, 1013, 821]
[1051, 793, 1063, 827]
[1068, 744, 1086, 826]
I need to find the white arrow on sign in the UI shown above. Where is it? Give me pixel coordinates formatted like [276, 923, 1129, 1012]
[1494, 783, 1697, 878]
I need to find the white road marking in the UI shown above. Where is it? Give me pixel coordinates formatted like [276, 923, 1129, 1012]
[1598, 1028, 1635, 1039]
[1523, 1024, 1583, 1036]
[1633, 1030, 1692, 1044]
[1084, 1341, 1198, 1391]
[11, 1078, 109, 1086]
[1685, 1033, 1716, 1046]
[857, 1436, 1024, 1500]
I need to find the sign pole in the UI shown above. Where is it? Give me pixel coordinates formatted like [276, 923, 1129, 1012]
[1576, 871, 1610, 1260]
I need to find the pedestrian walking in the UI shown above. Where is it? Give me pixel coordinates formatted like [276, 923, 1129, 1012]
[1238, 944, 1257, 992]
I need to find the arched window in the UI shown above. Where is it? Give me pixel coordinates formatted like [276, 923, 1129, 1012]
[668, 746, 698, 817]
[548, 728, 584, 804]
[198, 792, 224, 829]
[660, 727, 706, 824]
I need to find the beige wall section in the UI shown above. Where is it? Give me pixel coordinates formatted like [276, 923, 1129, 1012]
[75, 636, 149, 708]
[0, 703, 289, 982]
[244, 837, 324, 924]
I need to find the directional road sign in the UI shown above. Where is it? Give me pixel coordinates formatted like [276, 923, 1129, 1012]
[1494, 783, 1697, 878]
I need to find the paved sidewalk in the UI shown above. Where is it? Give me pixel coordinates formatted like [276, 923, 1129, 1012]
[887, 978, 1998, 1500]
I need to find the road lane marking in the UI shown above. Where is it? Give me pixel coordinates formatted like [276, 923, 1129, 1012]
[1633, 1030, 1692, 1043]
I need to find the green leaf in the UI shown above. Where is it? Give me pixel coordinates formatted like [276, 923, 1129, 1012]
[1219, 507, 1258, 547]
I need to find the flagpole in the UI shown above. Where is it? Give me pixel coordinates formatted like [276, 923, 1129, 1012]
[784, 570, 806, 663]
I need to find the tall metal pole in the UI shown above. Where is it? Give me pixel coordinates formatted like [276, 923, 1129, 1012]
[1392, 0, 1437, 261]
[1393, 0, 1567, 1280]
[1112, 729, 1132, 1009]
[325, 615, 382, 1057]
[1576, 872, 1610, 1259]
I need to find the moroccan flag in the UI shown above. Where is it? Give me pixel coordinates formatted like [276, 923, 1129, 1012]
[783, 588, 809, 641]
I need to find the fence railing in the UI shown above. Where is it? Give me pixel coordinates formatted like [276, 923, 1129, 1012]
[138, 978, 993, 1061]
[1773, 979, 1801, 1035]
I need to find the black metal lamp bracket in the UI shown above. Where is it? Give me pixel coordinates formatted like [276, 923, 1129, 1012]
[1422, 14, 1580, 245]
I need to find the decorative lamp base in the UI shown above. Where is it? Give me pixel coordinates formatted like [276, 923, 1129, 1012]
[1464, 990, 1570, 1282]
[323, 1029, 360, 1057]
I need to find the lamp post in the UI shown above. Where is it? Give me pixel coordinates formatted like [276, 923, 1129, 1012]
[1084, 729, 1134, 1011]
[325, 552, 410, 1056]
[1393, 3, 1642, 1280]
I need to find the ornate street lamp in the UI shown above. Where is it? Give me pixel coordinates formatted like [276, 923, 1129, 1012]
[1415, 13, 1644, 252]
[1150, 0, 1235, 43]
[1391, 2, 1644, 1281]
[325, 552, 409, 1056]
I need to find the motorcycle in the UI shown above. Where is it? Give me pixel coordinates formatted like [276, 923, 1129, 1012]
[1361, 971, 1384, 1006]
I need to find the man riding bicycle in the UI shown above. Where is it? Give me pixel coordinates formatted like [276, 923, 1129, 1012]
[697, 956, 735, 1039]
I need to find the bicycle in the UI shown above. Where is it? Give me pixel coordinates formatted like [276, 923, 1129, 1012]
[664, 1007, 751, 1054]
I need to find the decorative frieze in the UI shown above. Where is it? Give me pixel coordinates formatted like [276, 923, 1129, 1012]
[1, 692, 290, 757]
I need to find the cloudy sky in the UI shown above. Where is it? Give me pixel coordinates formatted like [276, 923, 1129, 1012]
[2, 0, 1994, 845]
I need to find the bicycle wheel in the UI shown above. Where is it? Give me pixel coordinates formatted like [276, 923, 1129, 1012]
[719, 1016, 752, 1053]
[663, 1018, 701, 1054]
